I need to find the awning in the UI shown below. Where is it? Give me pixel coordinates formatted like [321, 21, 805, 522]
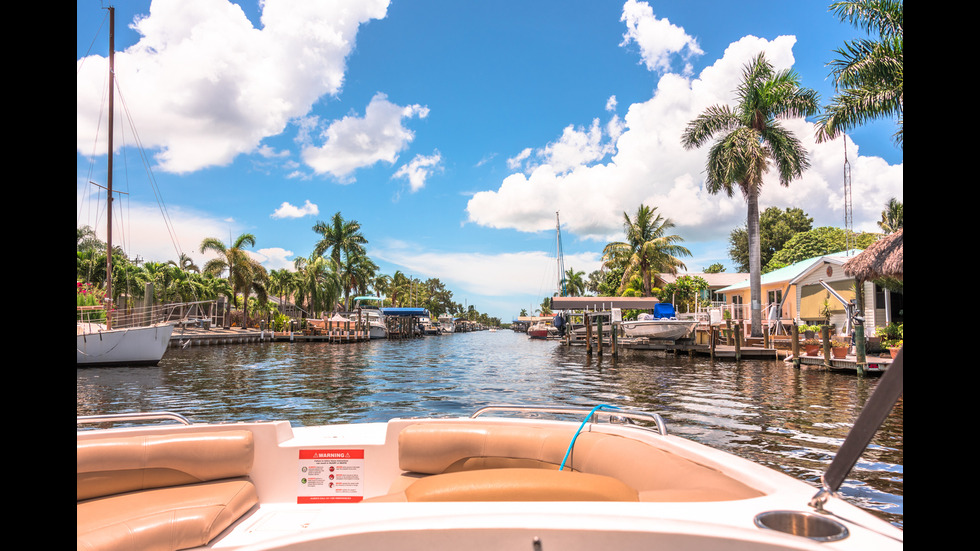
[549, 297, 660, 311]
[380, 307, 430, 317]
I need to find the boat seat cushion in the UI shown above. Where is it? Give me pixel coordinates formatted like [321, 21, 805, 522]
[395, 422, 763, 502]
[76, 478, 257, 551]
[366, 468, 638, 502]
[77, 430, 258, 550]
[77, 430, 255, 501]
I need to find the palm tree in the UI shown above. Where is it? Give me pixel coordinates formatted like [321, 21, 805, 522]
[292, 255, 341, 318]
[816, 0, 903, 148]
[312, 212, 368, 267]
[601, 204, 691, 298]
[563, 268, 586, 297]
[200, 233, 268, 326]
[682, 52, 818, 337]
[337, 248, 379, 310]
[877, 197, 903, 233]
[268, 268, 295, 311]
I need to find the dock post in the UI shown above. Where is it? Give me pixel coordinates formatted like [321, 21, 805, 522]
[821, 325, 831, 368]
[734, 322, 741, 361]
[585, 313, 592, 354]
[709, 325, 716, 359]
[611, 321, 618, 357]
[854, 324, 866, 376]
[596, 315, 603, 356]
[791, 325, 800, 368]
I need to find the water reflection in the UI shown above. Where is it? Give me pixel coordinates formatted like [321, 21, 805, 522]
[77, 329, 901, 527]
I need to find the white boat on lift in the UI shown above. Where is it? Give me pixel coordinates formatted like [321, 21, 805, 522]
[438, 314, 455, 334]
[352, 296, 388, 339]
[77, 350, 903, 551]
[621, 303, 698, 341]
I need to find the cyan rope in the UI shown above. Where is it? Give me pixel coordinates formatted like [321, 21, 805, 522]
[558, 404, 619, 471]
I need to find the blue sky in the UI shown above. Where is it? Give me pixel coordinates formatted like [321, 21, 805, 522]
[77, 0, 903, 321]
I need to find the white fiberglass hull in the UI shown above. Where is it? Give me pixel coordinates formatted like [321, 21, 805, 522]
[368, 323, 387, 339]
[622, 319, 698, 340]
[77, 408, 902, 551]
[76, 323, 174, 366]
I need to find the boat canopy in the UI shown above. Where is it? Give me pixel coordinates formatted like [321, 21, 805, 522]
[380, 307, 430, 317]
[550, 297, 660, 311]
[353, 296, 386, 305]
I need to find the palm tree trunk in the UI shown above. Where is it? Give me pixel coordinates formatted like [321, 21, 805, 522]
[746, 185, 763, 337]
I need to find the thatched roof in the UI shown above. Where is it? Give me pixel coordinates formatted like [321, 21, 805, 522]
[843, 229, 903, 281]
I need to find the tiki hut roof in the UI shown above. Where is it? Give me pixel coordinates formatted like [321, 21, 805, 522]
[843, 229, 903, 281]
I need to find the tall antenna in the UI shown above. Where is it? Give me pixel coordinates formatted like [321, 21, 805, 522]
[843, 136, 853, 254]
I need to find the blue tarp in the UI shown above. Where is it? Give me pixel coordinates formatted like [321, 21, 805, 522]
[380, 307, 430, 317]
[653, 303, 676, 319]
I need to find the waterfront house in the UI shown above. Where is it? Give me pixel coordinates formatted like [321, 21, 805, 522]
[655, 272, 749, 307]
[716, 250, 903, 337]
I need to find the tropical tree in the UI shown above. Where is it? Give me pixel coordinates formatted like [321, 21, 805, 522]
[601, 204, 691, 297]
[681, 52, 818, 336]
[728, 206, 813, 272]
[877, 197, 903, 233]
[292, 255, 340, 318]
[268, 269, 295, 310]
[337, 248, 379, 310]
[816, 0, 903, 148]
[312, 212, 368, 267]
[563, 268, 586, 297]
[200, 233, 268, 326]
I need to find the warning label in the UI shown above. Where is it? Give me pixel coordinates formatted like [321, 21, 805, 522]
[297, 449, 364, 503]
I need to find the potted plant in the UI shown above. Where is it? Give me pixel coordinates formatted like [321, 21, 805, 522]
[884, 339, 903, 359]
[830, 338, 850, 359]
[802, 338, 822, 356]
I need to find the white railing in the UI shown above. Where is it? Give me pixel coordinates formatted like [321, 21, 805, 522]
[77, 300, 218, 329]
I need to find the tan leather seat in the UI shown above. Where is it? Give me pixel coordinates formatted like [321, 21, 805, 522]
[77, 430, 258, 551]
[366, 468, 638, 502]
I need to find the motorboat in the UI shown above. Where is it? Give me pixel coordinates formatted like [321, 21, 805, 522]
[527, 321, 556, 339]
[621, 303, 698, 341]
[76, 349, 904, 550]
[438, 315, 456, 334]
[352, 296, 388, 339]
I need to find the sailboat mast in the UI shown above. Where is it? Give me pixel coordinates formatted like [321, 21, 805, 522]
[556, 211, 565, 297]
[105, 6, 115, 329]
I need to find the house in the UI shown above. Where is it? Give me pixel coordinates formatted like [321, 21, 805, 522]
[716, 250, 902, 336]
[655, 272, 749, 306]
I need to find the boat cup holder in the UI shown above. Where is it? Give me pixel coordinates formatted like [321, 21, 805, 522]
[754, 511, 849, 542]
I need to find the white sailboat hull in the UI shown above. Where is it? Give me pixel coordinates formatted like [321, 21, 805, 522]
[76, 323, 174, 366]
[622, 319, 698, 340]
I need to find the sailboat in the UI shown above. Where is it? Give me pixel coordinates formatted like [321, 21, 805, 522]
[77, 6, 174, 367]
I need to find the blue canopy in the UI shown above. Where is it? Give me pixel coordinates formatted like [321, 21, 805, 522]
[380, 307, 430, 317]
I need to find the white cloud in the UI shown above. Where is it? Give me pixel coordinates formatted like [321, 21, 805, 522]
[507, 148, 532, 170]
[271, 200, 319, 219]
[300, 92, 429, 181]
[393, 152, 443, 192]
[373, 242, 602, 299]
[620, 0, 703, 75]
[254, 248, 295, 271]
[466, 30, 903, 248]
[76, 0, 390, 174]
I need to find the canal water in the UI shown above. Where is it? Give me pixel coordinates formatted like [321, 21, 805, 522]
[76, 329, 902, 528]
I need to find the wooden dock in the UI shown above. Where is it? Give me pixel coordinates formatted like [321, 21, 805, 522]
[169, 326, 370, 347]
